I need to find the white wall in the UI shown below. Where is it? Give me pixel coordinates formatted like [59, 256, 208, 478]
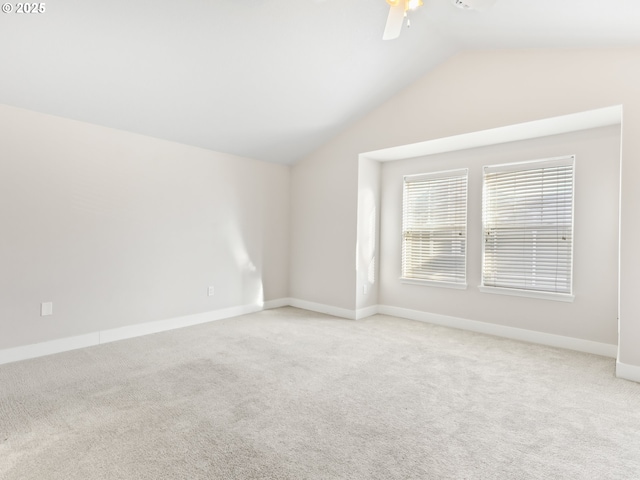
[356, 157, 381, 312]
[380, 126, 620, 345]
[290, 47, 640, 368]
[0, 104, 290, 350]
[4, 47, 640, 371]
[289, 144, 359, 311]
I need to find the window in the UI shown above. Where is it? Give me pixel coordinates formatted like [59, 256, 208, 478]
[402, 169, 468, 288]
[481, 156, 575, 301]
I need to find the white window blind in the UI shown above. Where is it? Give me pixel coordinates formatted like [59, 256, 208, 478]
[402, 169, 468, 286]
[482, 156, 575, 296]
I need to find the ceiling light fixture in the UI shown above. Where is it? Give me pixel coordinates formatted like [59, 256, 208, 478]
[383, 0, 498, 40]
[383, 0, 423, 40]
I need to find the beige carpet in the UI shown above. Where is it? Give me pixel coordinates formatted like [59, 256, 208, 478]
[1, 306, 639, 479]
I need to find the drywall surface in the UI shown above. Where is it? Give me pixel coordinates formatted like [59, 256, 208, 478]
[0, 104, 290, 350]
[356, 157, 381, 311]
[291, 47, 640, 365]
[380, 126, 620, 345]
[289, 141, 358, 310]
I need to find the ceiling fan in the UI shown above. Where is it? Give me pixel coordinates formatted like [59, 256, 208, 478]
[383, 0, 498, 40]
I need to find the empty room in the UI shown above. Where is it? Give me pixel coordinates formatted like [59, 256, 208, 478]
[2, 0, 640, 478]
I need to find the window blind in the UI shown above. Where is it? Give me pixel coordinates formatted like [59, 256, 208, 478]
[482, 156, 575, 295]
[402, 169, 468, 285]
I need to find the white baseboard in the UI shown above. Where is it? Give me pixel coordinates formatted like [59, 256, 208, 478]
[616, 361, 640, 383]
[263, 298, 292, 310]
[378, 305, 618, 358]
[99, 303, 263, 344]
[0, 332, 101, 366]
[356, 305, 380, 320]
[0, 302, 281, 366]
[252, 299, 620, 360]
[288, 298, 357, 320]
[284, 298, 380, 320]
[1, 299, 620, 367]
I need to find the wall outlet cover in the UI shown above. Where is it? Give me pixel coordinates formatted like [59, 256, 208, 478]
[41, 302, 53, 316]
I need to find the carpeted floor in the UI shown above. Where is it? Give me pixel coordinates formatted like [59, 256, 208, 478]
[1, 306, 639, 479]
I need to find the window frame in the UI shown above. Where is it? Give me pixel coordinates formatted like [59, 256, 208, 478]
[480, 155, 576, 302]
[400, 168, 469, 290]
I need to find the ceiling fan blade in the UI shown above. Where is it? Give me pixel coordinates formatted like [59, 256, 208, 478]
[383, 3, 405, 40]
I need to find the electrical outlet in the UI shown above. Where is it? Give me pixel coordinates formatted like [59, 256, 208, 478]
[208, 286, 215, 297]
[363, 285, 368, 295]
[41, 302, 53, 316]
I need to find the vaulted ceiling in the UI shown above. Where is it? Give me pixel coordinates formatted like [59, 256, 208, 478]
[1, 0, 639, 164]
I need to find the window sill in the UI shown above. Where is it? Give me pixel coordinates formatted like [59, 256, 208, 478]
[478, 286, 575, 303]
[400, 278, 468, 290]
